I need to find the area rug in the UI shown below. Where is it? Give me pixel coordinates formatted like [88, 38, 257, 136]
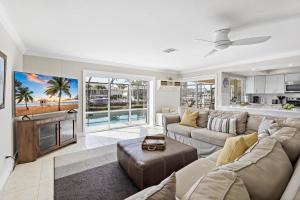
[54, 145, 139, 200]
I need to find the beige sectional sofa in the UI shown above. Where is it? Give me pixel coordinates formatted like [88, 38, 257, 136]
[163, 107, 284, 157]
[127, 114, 300, 200]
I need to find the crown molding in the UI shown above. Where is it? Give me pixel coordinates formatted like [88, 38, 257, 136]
[24, 50, 180, 75]
[0, 2, 26, 53]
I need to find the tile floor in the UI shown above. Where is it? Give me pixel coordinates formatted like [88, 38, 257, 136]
[1, 125, 163, 200]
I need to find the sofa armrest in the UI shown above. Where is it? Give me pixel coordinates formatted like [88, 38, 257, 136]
[163, 115, 180, 134]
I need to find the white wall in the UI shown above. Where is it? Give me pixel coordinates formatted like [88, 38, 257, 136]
[23, 55, 180, 133]
[155, 88, 180, 112]
[0, 25, 23, 191]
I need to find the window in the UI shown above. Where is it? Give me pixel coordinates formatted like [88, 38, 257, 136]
[181, 80, 215, 109]
[85, 76, 149, 132]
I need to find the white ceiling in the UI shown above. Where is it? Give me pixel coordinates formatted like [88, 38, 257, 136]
[1, 0, 300, 72]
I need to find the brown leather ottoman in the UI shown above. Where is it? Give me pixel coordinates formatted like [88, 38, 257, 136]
[117, 135, 197, 189]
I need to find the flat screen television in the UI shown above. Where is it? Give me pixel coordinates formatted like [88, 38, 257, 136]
[14, 71, 78, 117]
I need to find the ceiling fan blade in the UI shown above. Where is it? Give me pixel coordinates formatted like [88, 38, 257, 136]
[204, 49, 217, 57]
[232, 36, 271, 45]
[195, 38, 215, 43]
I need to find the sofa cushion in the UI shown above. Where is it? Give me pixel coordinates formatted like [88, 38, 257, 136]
[191, 129, 234, 147]
[247, 115, 263, 131]
[207, 116, 237, 134]
[281, 158, 300, 200]
[258, 117, 274, 134]
[181, 170, 250, 200]
[179, 111, 199, 127]
[175, 158, 216, 199]
[197, 110, 209, 128]
[240, 132, 258, 148]
[209, 110, 248, 134]
[282, 118, 300, 130]
[167, 123, 197, 137]
[178, 107, 209, 128]
[126, 173, 176, 200]
[216, 136, 248, 166]
[271, 126, 300, 163]
[218, 137, 293, 200]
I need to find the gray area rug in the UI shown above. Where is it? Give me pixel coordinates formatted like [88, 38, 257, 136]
[54, 145, 139, 200]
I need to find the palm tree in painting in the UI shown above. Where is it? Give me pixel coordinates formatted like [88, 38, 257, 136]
[15, 87, 34, 110]
[45, 77, 71, 111]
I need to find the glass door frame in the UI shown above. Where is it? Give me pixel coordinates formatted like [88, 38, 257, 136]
[83, 70, 154, 133]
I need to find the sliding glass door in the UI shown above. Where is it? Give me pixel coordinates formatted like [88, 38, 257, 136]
[180, 79, 215, 109]
[131, 80, 148, 125]
[85, 76, 149, 132]
[110, 78, 129, 129]
[85, 77, 109, 131]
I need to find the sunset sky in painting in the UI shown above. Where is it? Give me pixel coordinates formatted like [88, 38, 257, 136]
[15, 71, 78, 101]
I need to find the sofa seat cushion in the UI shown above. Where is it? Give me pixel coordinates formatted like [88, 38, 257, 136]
[191, 129, 234, 147]
[181, 170, 250, 200]
[218, 137, 293, 200]
[175, 158, 216, 199]
[167, 123, 197, 137]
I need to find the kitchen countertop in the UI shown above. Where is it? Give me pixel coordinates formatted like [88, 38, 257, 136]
[219, 104, 300, 118]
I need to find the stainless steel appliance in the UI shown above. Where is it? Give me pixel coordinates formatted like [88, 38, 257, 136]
[272, 99, 278, 104]
[285, 81, 300, 93]
[286, 97, 300, 107]
[253, 96, 260, 103]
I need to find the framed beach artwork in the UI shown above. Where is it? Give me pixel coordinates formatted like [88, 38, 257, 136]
[0, 51, 7, 109]
[14, 71, 79, 116]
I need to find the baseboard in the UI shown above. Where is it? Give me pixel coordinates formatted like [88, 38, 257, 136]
[0, 160, 14, 195]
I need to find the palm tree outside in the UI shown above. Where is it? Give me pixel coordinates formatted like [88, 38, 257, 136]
[15, 87, 34, 110]
[45, 77, 71, 111]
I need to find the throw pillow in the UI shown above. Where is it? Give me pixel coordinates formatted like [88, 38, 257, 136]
[216, 136, 248, 166]
[209, 111, 248, 134]
[258, 117, 274, 134]
[179, 111, 198, 127]
[218, 137, 293, 200]
[207, 116, 237, 134]
[271, 126, 300, 163]
[181, 170, 250, 200]
[197, 110, 209, 128]
[268, 123, 281, 135]
[239, 132, 258, 148]
[126, 173, 176, 200]
[282, 118, 300, 130]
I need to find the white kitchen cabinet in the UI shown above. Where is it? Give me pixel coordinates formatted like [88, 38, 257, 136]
[245, 76, 265, 94]
[245, 77, 254, 94]
[285, 73, 300, 82]
[265, 75, 285, 94]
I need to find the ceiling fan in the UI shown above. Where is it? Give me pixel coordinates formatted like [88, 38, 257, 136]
[196, 28, 271, 57]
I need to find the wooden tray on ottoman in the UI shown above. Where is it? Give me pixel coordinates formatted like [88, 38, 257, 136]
[142, 135, 166, 151]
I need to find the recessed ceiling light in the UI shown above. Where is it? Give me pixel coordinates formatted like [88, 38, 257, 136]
[288, 63, 294, 67]
[163, 48, 177, 53]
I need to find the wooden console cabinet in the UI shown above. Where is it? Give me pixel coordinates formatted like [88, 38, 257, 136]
[15, 112, 77, 163]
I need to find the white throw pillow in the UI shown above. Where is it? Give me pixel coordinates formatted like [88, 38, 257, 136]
[258, 117, 274, 135]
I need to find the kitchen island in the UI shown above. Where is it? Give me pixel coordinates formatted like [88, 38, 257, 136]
[219, 104, 300, 118]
